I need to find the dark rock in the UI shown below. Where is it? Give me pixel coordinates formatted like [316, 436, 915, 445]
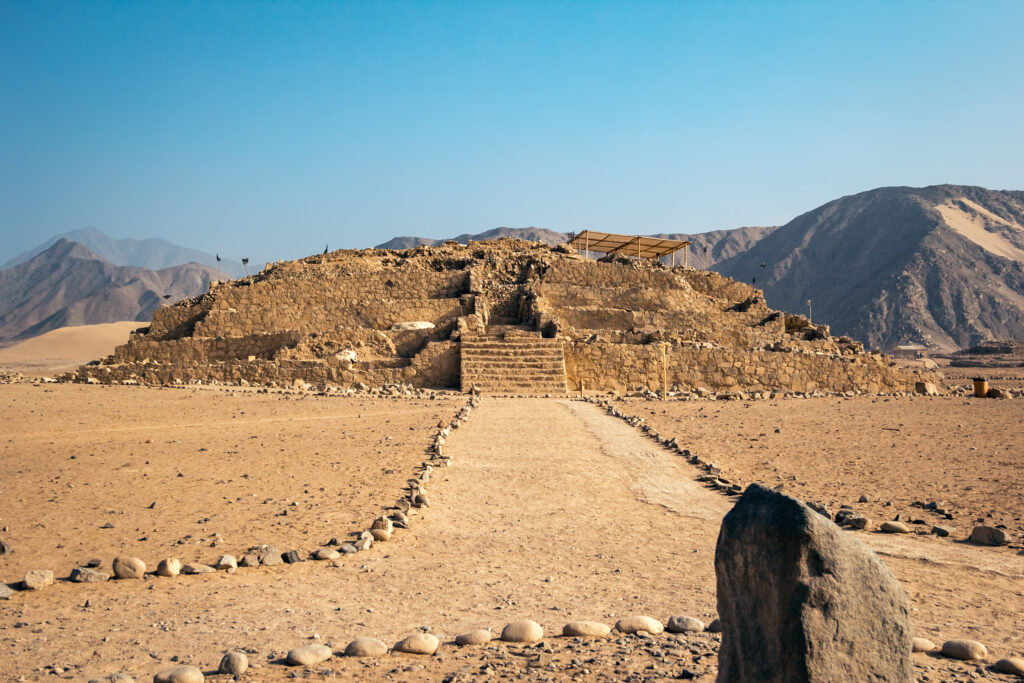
[282, 550, 301, 564]
[715, 483, 912, 683]
[0, 538, 11, 555]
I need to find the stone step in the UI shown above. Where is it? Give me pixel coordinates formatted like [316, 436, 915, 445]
[461, 339, 561, 348]
[463, 364, 564, 374]
[462, 355, 563, 364]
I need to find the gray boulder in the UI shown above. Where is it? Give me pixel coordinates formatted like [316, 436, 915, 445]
[715, 484, 912, 683]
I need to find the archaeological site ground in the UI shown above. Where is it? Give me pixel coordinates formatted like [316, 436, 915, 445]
[1, 240, 1021, 682]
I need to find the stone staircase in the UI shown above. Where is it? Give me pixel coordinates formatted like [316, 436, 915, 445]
[460, 327, 568, 395]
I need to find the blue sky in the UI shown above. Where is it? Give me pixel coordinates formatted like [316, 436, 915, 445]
[2, 1, 1023, 264]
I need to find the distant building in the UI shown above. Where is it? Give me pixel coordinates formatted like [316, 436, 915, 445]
[891, 343, 929, 359]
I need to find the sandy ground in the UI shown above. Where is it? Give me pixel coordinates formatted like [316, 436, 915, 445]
[935, 198, 1024, 263]
[0, 322, 139, 375]
[0, 391, 1022, 682]
[614, 395, 1024, 541]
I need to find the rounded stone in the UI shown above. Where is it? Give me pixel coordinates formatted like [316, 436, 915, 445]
[501, 620, 544, 643]
[941, 639, 988, 661]
[218, 652, 248, 675]
[993, 657, 1024, 675]
[152, 665, 204, 683]
[615, 615, 664, 635]
[286, 643, 333, 666]
[911, 637, 936, 652]
[156, 558, 181, 577]
[370, 528, 391, 542]
[112, 556, 146, 579]
[23, 569, 54, 590]
[666, 616, 705, 633]
[313, 548, 341, 560]
[455, 629, 492, 646]
[393, 633, 440, 655]
[344, 637, 388, 657]
[880, 521, 910, 534]
[562, 621, 611, 638]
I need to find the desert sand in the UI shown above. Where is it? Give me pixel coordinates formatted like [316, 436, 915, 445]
[1, 387, 1022, 681]
[0, 321, 139, 375]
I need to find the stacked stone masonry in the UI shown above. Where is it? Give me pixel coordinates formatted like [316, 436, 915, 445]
[73, 239, 938, 395]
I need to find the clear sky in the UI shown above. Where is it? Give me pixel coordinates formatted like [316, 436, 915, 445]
[2, 1, 1023, 264]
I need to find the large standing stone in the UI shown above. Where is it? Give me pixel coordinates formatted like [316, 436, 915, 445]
[715, 484, 912, 683]
[112, 557, 146, 579]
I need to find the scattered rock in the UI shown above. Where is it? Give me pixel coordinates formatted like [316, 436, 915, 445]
[370, 528, 391, 542]
[218, 652, 248, 676]
[0, 583, 13, 600]
[282, 550, 301, 564]
[156, 558, 182, 577]
[941, 639, 988, 661]
[215, 555, 237, 570]
[180, 563, 215, 574]
[393, 633, 440, 655]
[969, 526, 1011, 546]
[238, 553, 260, 568]
[339, 543, 358, 554]
[880, 521, 910, 534]
[412, 493, 430, 508]
[0, 538, 11, 555]
[615, 616, 664, 635]
[70, 567, 109, 583]
[562, 621, 611, 637]
[152, 665, 204, 683]
[344, 637, 388, 657]
[666, 616, 705, 633]
[112, 556, 146, 579]
[715, 484, 912, 682]
[848, 516, 870, 530]
[286, 643, 333, 666]
[993, 657, 1024, 675]
[312, 548, 341, 560]
[455, 629, 492, 646]
[23, 569, 54, 590]
[930, 525, 950, 538]
[501, 620, 544, 643]
[911, 637, 936, 652]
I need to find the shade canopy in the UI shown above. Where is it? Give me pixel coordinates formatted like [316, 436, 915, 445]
[568, 230, 691, 260]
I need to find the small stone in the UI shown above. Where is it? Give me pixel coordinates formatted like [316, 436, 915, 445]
[880, 521, 910, 534]
[340, 543, 358, 554]
[912, 637, 936, 652]
[371, 516, 394, 533]
[313, 548, 341, 560]
[968, 525, 1011, 546]
[370, 528, 391, 542]
[455, 629, 493, 645]
[393, 633, 440, 655]
[23, 569, 54, 590]
[0, 538, 11, 554]
[705, 618, 722, 632]
[282, 550, 301, 563]
[215, 555, 237, 570]
[501, 620, 544, 643]
[239, 553, 260, 567]
[858, 495, 869, 503]
[218, 652, 248, 676]
[156, 558, 182, 577]
[993, 657, 1024, 675]
[930, 526, 950, 537]
[286, 643, 333, 666]
[561, 621, 611, 637]
[666, 616, 705, 633]
[941, 639, 988, 661]
[112, 556, 146, 579]
[70, 567, 109, 583]
[0, 583, 12, 600]
[344, 637, 388, 657]
[354, 535, 372, 551]
[412, 493, 430, 508]
[152, 665, 204, 683]
[615, 615, 664, 635]
[848, 516, 869, 530]
[180, 563, 215, 574]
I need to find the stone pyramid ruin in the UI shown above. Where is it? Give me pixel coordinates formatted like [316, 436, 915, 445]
[74, 239, 932, 394]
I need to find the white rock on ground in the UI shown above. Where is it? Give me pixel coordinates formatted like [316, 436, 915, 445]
[286, 643, 333, 666]
[562, 621, 611, 637]
[23, 569, 54, 590]
[615, 616, 664, 635]
[455, 629, 492, 645]
[393, 633, 440, 655]
[344, 637, 388, 657]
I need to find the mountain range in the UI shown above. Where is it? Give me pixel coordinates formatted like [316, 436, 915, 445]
[0, 239, 224, 345]
[2, 227, 248, 278]
[3, 183, 1022, 352]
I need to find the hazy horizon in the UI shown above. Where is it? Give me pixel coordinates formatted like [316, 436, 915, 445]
[3, 1, 1023, 264]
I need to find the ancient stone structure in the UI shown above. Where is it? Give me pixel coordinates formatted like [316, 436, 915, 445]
[73, 239, 935, 394]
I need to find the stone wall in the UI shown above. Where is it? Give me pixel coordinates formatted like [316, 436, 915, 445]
[113, 332, 302, 364]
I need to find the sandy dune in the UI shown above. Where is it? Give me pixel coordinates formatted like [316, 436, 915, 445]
[935, 198, 1024, 262]
[0, 321, 140, 375]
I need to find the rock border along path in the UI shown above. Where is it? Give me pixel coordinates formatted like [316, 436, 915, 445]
[2, 392, 479, 601]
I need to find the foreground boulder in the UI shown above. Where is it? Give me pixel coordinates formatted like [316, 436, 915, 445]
[715, 484, 912, 683]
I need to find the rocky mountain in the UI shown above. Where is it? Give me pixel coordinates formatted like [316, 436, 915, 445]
[0, 239, 225, 345]
[713, 185, 1024, 352]
[2, 227, 248, 278]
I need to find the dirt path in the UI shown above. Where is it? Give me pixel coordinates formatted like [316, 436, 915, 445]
[1, 395, 1020, 682]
